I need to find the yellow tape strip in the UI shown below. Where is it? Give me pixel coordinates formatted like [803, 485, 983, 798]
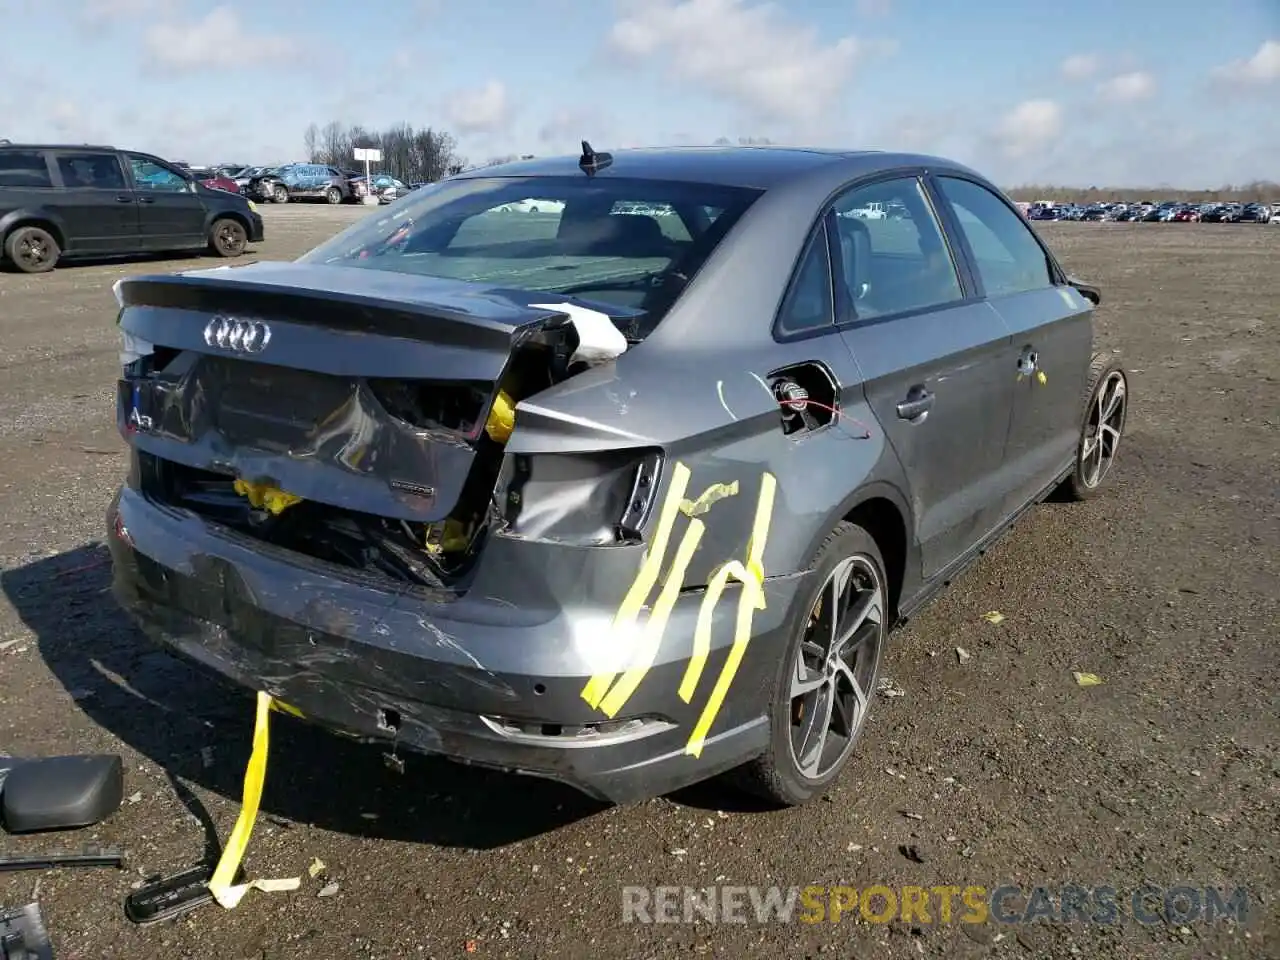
[208, 691, 301, 909]
[596, 518, 705, 718]
[581, 462, 692, 709]
[679, 480, 739, 517]
[684, 472, 777, 757]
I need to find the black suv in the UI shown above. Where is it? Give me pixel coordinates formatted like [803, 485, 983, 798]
[0, 143, 265, 274]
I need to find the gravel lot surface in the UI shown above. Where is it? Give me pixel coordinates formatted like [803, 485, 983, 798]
[1, 205, 1276, 959]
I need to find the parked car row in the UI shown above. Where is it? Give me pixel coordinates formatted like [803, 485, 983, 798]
[195, 162, 415, 205]
[1025, 200, 1277, 223]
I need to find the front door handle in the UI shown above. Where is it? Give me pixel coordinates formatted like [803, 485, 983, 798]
[137, 196, 155, 204]
[115, 195, 135, 203]
[896, 386, 934, 422]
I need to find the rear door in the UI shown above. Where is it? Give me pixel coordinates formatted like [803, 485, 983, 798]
[929, 175, 1093, 516]
[126, 153, 208, 250]
[48, 151, 140, 254]
[835, 174, 1017, 580]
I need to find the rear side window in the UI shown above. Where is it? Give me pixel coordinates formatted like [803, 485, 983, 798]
[56, 153, 126, 190]
[934, 177, 1054, 298]
[776, 222, 834, 335]
[0, 151, 53, 188]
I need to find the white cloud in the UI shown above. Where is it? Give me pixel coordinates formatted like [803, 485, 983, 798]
[1210, 40, 1280, 86]
[854, 0, 892, 16]
[445, 80, 511, 135]
[607, 0, 892, 127]
[1060, 54, 1099, 81]
[143, 6, 297, 73]
[993, 99, 1063, 159]
[1097, 71, 1156, 103]
[82, 0, 164, 20]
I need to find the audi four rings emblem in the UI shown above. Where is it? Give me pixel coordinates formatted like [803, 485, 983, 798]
[203, 315, 271, 353]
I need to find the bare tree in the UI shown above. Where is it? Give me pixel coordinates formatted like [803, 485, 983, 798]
[302, 120, 464, 183]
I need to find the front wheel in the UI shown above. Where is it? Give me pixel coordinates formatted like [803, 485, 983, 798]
[326, 186, 341, 204]
[272, 184, 288, 204]
[732, 522, 888, 806]
[1057, 354, 1129, 501]
[209, 218, 248, 257]
[4, 225, 61, 273]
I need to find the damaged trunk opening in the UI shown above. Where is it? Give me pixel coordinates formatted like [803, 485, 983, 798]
[116, 267, 642, 592]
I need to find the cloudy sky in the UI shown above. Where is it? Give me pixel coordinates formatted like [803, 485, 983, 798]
[2, 0, 1278, 187]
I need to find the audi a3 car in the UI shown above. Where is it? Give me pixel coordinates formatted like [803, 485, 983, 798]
[106, 145, 1129, 806]
[0, 143, 263, 273]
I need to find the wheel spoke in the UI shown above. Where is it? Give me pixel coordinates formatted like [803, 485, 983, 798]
[835, 591, 880, 655]
[796, 684, 834, 777]
[1101, 380, 1125, 422]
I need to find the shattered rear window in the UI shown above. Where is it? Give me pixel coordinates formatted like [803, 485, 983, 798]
[299, 175, 762, 326]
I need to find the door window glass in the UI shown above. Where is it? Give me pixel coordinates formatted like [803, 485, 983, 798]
[935, 176, 1054, 298]
[128, 156, 190, 192]
[830, 176, 963, 320]
[56, 153, 126, 190]
[775, 221, 834, 335]
[0, 151, 53, 188]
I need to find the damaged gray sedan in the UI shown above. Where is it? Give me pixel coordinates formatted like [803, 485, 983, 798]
[107, 144, 1129, 806]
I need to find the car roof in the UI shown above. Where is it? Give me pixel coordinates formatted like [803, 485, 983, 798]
[0, 142, 118, 151]
[450, 145, 978, 190]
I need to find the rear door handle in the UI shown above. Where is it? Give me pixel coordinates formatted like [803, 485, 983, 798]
[896, 386, 934, 422]
[116, 195, 135, 203]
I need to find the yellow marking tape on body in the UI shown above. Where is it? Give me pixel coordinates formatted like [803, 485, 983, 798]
[683, 472, 777, 757]
[581, 462, 692, 709]
[596, 517, 706, 717]
[679, 480, 739, 517]
[208, 691, 301, 909]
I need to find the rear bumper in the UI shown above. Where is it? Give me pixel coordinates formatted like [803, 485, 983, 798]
[247, 212, 264, 243]
[106, 486, 805, 804]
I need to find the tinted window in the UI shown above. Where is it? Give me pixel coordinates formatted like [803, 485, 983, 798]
[0, 151, 53, 188]
[776, 222, 834, 335]
[830, 177, 963, 320]
[56, 152, 126, 190]
[301, 175, 762, 334]
[935, 177, 1054, 298]
[128, 156, 189, 192]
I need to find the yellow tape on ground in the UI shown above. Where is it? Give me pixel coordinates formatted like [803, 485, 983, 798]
[208, 691, 301, 909]
[581, 462, 692, 709]
[596, 517, 706, 718]
[683, 472, 777, 757]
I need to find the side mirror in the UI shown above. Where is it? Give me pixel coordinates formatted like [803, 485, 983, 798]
[1068, 276, 1101, 306]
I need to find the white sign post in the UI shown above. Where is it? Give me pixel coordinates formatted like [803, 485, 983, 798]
[353, 147, 382, 205]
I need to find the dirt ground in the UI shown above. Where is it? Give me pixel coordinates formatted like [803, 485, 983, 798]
[0, 206, 1276, 959]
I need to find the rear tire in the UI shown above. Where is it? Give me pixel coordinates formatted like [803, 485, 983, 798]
[732, 522, 888, 807]
[4, 225, 60, 273]
[209, 218, 248, 258]
[1057, 353, 1129, 502]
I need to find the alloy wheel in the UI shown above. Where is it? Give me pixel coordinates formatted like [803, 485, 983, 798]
[788, 555, 885, 780]
[17, 233, 51, 269]
[1081, 370, 1127, 489]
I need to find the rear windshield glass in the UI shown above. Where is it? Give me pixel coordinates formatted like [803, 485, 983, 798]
[299, 175, 762, 333]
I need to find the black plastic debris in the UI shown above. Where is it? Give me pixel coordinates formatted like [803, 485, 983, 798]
[0, 903, 53, 960]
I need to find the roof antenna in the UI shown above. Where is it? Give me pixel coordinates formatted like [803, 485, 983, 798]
[579, 140, 613, 176]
